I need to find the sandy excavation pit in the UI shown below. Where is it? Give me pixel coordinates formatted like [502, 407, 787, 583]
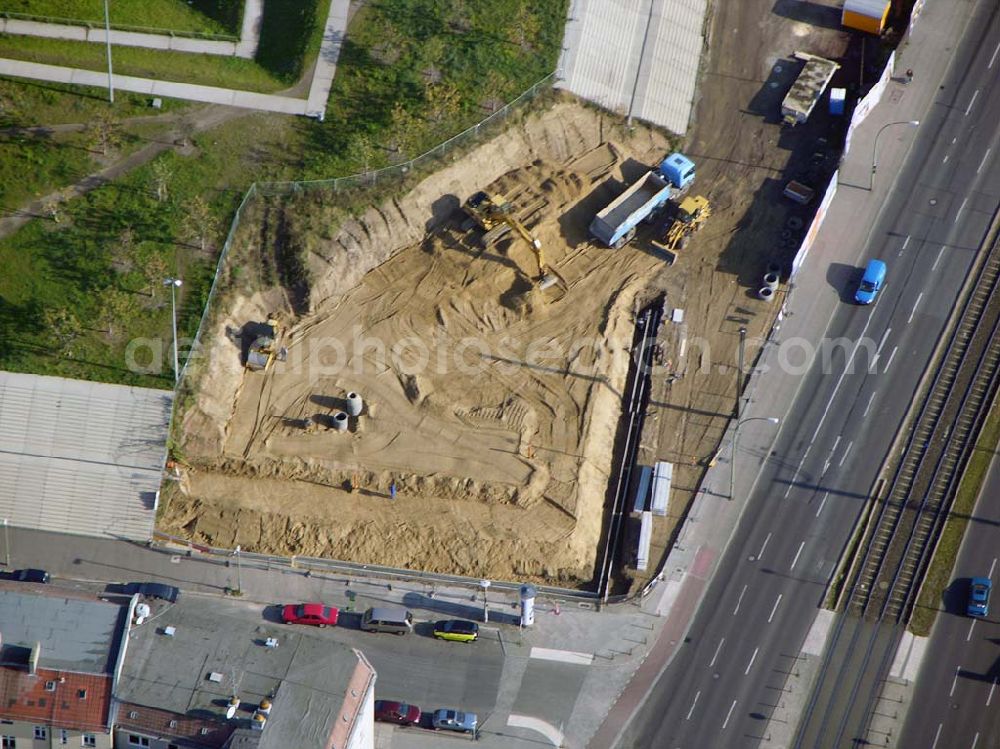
[167, 104, 678, 585]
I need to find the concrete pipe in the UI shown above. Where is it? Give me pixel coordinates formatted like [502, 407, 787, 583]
[346, 392, 363, 417]
[332, 412, 349, 431]
[758, 286, 775, 302]
[764, 272, 780, 290]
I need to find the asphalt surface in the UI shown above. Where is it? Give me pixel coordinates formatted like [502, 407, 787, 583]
[616, 0, 1000, 745]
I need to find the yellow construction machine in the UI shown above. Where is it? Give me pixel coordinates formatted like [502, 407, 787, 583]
[663, 195, 711, 253]
[245, 317, 287, 372]
[463, 191, 558, 290]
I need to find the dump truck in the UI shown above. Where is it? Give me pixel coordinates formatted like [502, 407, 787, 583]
[781, 52, 840, 127]
[589, 152, 696, 249]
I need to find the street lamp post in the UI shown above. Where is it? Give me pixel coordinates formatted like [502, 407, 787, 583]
[479, 580, 491, 623]
[164, 278, 183, 386]
[2, 519, 8, 567]
[730, 416, 780, 499]
[869, 120, 920, 191]
[103, 0, 114, 103]
[235, 545, 242, 595]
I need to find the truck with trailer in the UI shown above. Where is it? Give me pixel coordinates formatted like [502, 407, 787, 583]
[781, 52, 840, 127]
[589, 152, 696, 249]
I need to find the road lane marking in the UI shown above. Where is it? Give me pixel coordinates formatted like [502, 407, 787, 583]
[978, 147, 992, 174]
[990, 557, 997, 578]
[816, 492, 829, 517]
[955, 197, 969, 224]
[884, 346, 898, 373]
[932, 723, 943, 749]
[744, 647, 759, 675]
[933, 245, 945, 270]
[991, 41, 1000, 68]
[839, 441, 853, 466]
[529, 647, 593, 665]
[768, 594, 782, 623]
[722, 699, 737, 729]
[734, 584, 748, 616]
[972, 732, 980, 749]
[863, 392, 877, 417]
[506, 715, 564, 747]
[757, 532, 772, 560]
[908, 292, 923, 323]
[709, 638, 725, 667]
[943, 154, 950, 165]
[876, 328, 892, 358]
[966, 90, 979, 116]
[967, 619, 976, 641]
[791, 540, 806, 570]
[810, 313, 874, 442]
[686, 690, 701, 720]
[988, 678, 997, 706]
[951, 666, 960, 696]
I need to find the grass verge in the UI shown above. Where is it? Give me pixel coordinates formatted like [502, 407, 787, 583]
[1, 0, 242, 36]
[910, 397, 1000, 635]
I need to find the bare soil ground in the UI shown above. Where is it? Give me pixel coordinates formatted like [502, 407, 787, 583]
[168, 101, 685, 584]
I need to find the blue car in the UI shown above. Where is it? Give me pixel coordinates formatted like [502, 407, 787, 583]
[968, 577, 992, 617]
[431, 709, 478, 734]
[854, 259, 886, 305]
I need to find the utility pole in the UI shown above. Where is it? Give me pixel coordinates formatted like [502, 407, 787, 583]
[164, 278, 183, 386]
[737, 327, 747, 421]
[103, 0, 114, 103]
[2, 519, 8, 567]
[235, 545, 243, 594]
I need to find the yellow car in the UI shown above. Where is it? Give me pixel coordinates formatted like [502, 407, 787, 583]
[433, 619, 479, 642]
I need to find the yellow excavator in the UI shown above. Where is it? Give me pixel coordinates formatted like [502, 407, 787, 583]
[663, 195, 711, 253]
[464, 191, 558, 290]
[245, 317, 287, 372]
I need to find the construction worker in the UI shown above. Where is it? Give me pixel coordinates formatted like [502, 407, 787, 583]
[905, 68, 913, 84]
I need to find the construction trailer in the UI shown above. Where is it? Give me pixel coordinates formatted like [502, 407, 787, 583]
[842, 0, 891, 35]
[781, 52, 840, 127]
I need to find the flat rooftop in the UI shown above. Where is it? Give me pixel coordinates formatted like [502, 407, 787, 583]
[0, 371, 172, 541]
[0, 585, 126, 673]
[118, 605, 365, 749]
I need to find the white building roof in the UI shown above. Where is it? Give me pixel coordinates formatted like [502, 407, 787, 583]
[556, 0, 708, 134]
[0, 372, 171, 540]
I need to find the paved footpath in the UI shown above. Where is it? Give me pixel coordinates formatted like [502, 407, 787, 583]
[585, 0, 976, 746]
[0, 0, 348, 118]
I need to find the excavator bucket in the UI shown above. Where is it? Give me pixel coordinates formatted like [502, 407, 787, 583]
[537, 273, 559, 291]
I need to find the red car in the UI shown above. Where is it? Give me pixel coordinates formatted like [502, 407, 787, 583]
[374, 700, 421, 726]
[281, 602, 339, 627]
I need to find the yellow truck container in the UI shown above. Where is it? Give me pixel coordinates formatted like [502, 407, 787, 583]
[842, 0, 891, 35]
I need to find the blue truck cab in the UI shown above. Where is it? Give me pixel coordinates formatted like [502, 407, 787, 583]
[659, 153, 696, 191]
[854, 259, 886, 305]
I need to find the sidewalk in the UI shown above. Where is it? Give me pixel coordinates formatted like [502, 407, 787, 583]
[585, 0, 978, 745]
[0, 0, 348, 119]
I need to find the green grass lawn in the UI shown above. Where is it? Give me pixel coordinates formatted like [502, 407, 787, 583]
[305, 0, 568, 176]
[1, 0, 243, 36]
[0, 111, 305, 388]
[0, 77, 188, 125]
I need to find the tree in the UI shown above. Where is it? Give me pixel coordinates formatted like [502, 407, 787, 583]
[425, 82, 461, 124]
[111, 225, 137, 272]
[98, 287, 135, 338]
[179, 196, 219, 255]
[40, 195, 62, 223]
[346, 133, 377, 174]
[87, 110, 123, 156]
[388, 103, 424, 157]
[143, 253, 170, 299]
[509, 2, 541, 50]
[43, 307, 83, 353]
[151, 159, 173, 202]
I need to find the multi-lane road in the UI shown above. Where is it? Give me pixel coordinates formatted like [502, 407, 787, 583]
[616, 0, 1000, 745]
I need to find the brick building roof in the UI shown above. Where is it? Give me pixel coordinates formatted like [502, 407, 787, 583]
[0, 667, 111, 732]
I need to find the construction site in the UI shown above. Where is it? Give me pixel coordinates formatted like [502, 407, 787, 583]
[164, 74, 839, 589]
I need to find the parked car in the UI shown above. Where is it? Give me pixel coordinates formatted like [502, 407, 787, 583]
[374, 700, 421, 726]
[14, 569, 50, 584]
[431, 709, 478, 734]
[968, 577, 992, 617]
[281, 602, 339, 627]
[854, 259, 886, 305]
[135, 582, 180, 603]
[433, 619, 479, 643]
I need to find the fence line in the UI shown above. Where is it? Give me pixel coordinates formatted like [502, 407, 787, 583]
[0, 10, 240, 42]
